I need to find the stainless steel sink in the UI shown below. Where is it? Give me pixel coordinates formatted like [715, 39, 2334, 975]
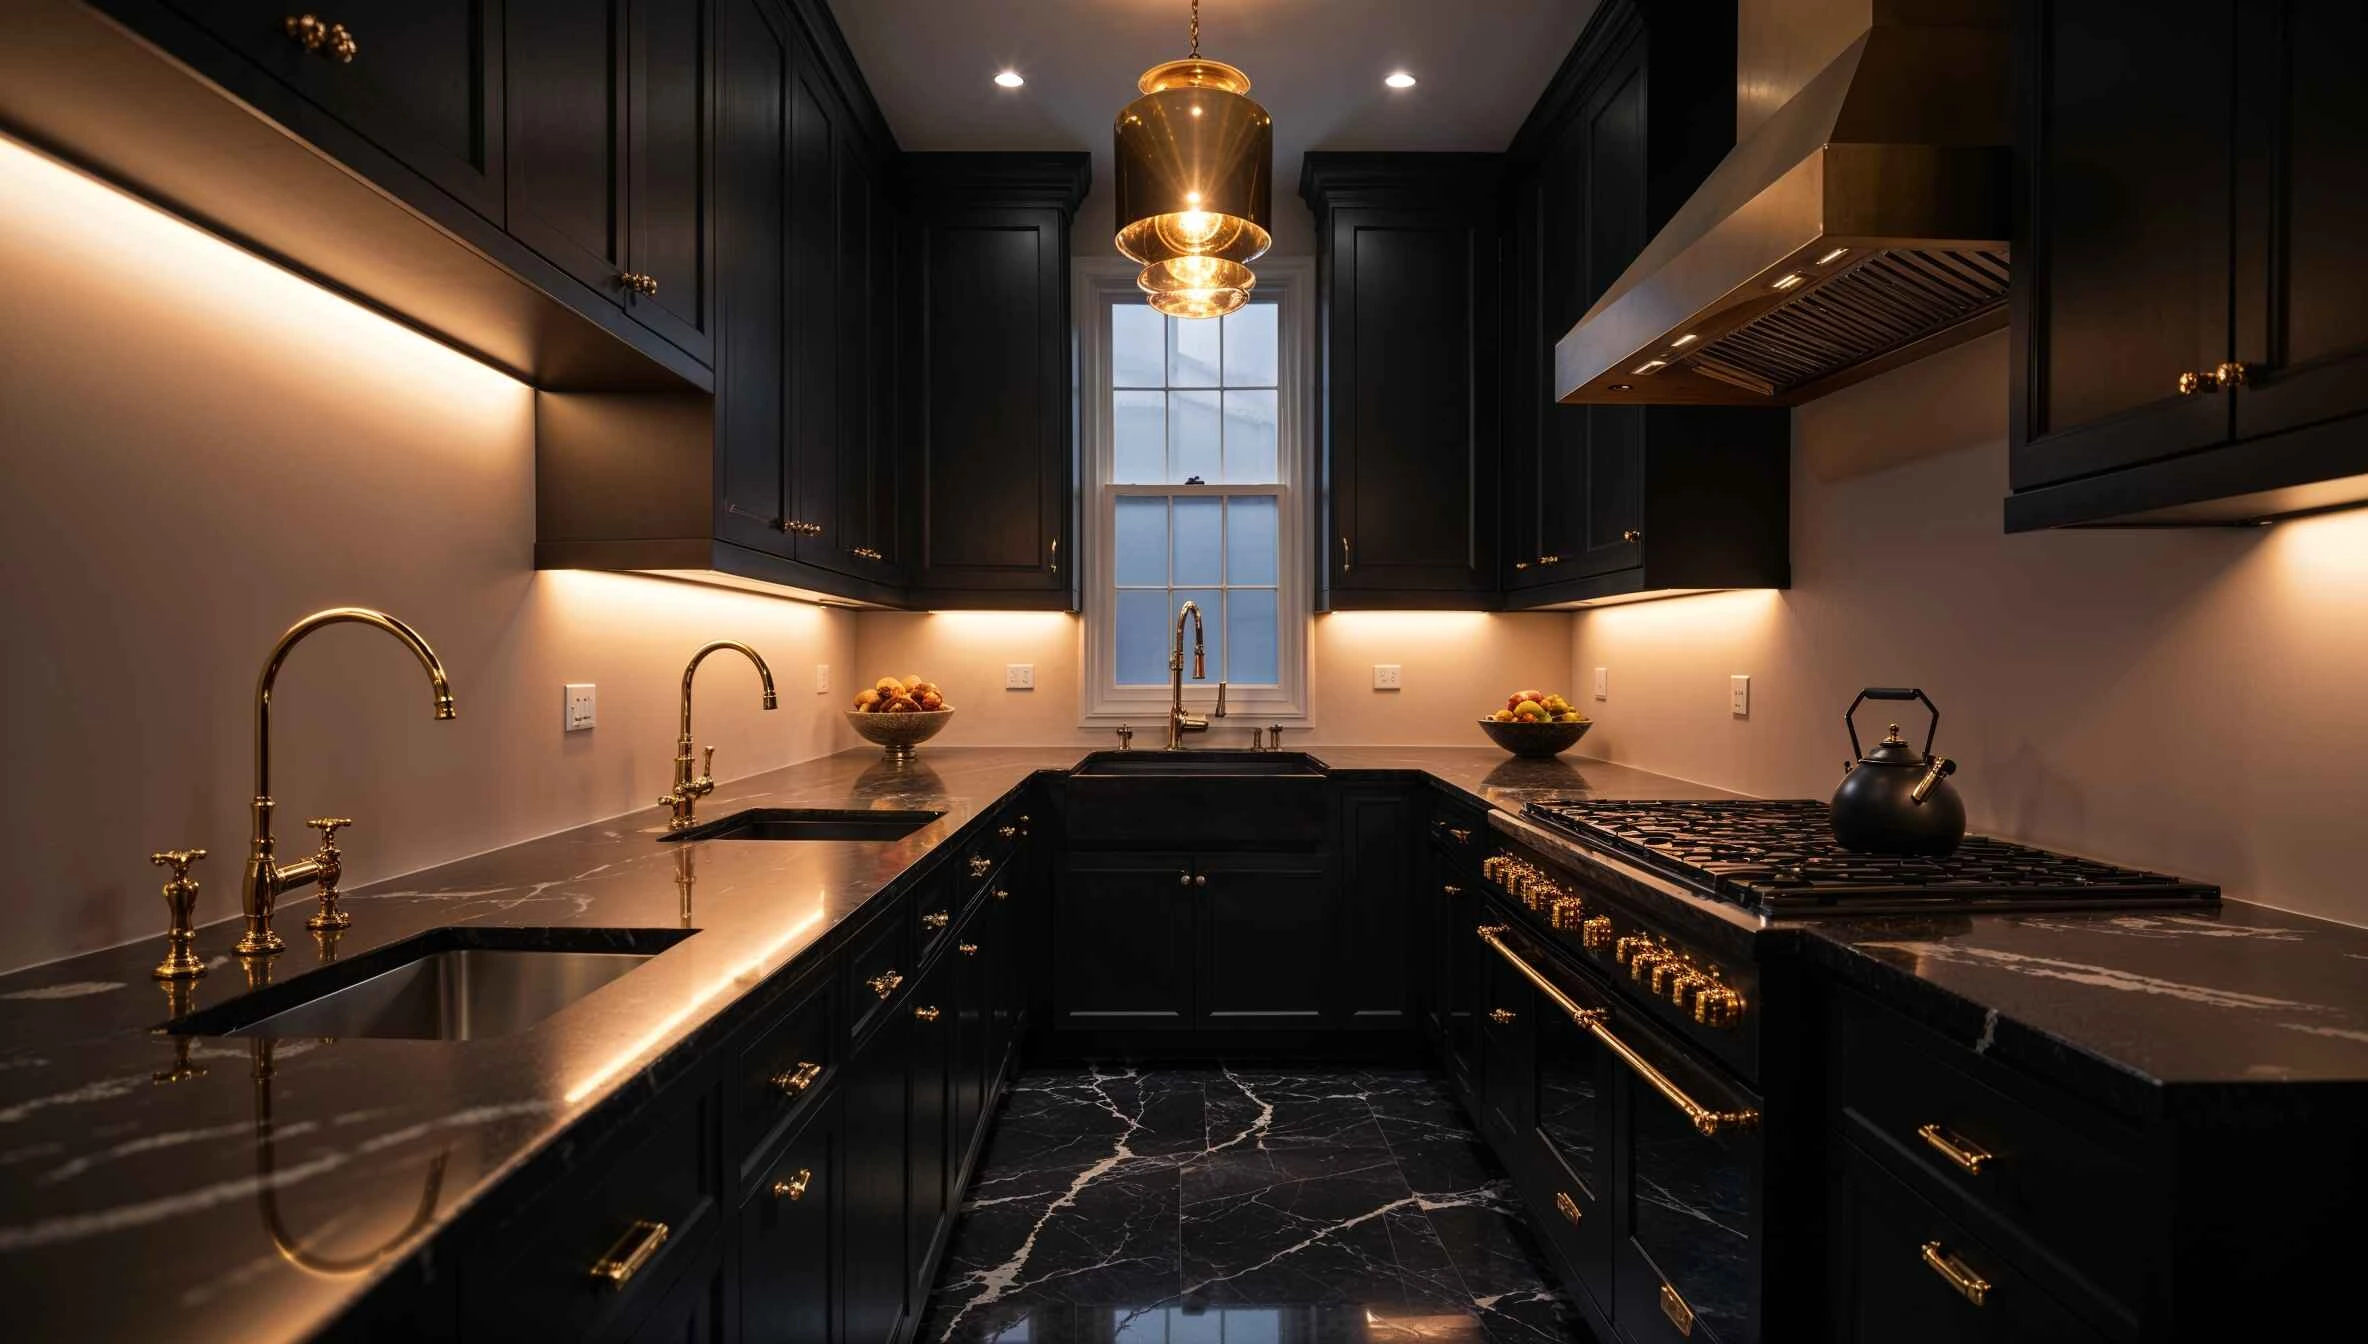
[171, 928, 694, 1041]
[658, 807, 944, 843]
[1070, 750, 1324, 777]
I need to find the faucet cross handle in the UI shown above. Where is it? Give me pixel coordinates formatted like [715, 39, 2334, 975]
[149, 848, 209, 980]
[698, 746, 717, 790]
[303, 817, 353, 932]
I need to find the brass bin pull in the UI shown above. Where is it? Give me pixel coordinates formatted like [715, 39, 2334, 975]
[772, 1168, 812, 1202]
[771, 1060, 822, 1096]
[866, 969, 903, 999]
[1478, 926, 1759, 1138]
[1916, 1122, 1992, 1175]
[590, 1219, 670, 1287]
[1919, 1241, 1991, 1307]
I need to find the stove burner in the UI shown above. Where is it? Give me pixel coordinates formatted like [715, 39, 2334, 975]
[1522, 799, 2219, 916]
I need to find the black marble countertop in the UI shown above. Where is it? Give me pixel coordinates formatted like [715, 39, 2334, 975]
[1, 744, 2363, 1340]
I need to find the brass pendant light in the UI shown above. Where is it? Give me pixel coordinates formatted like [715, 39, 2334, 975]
[1114, 0, 1273, 318]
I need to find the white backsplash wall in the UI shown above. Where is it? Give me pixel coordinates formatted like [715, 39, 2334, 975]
[0, 137, 855, 972]
[852, 610, 1575, 750]
[1573, 329, 2368, 926]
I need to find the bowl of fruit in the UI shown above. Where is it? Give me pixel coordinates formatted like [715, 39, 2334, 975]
[1478, 688, 1592, 758]
[848, 675, 954, 762]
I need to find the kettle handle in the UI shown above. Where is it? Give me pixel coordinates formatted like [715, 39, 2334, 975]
[1846, 687, 1939, 760]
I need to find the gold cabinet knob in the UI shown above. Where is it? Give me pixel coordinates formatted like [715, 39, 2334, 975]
[1539, 554, 1561, 565]
[957, 942, 979, 957]
[997, 824, 1019, 839]
[969, 856, 993, 879]
[284, 15, 357, 63]
[866, 969, 902, 999]
[921, 909, 950, 931]
[914, 1004, 941, 1023]
[992, 887, 1010, 902]
[1193, 874, 1208, 888]
[1441, 883, 1462, 897]
[149, 848, 209, 981]
[771, 1167, 813, 1202]
[1488, 1007, 1517, 1025]
[2176, 361, 2248, 395]
[590, 1219, 669, 1287]
[1513, 560, 1531, 571]
[1622, 529, 1642, 543]
[770, 1060, 822, 1096]
[618, 271, 659, 296]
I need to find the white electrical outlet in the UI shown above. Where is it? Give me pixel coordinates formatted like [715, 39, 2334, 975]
[563, 683, 597, 732]
[1593, 667, 1609, 700]
[815, 664, 831, 695]
[1005, 664, 1036, 690]
[1372, 664, 1403, 690]
[1730, 674, 1751, 717]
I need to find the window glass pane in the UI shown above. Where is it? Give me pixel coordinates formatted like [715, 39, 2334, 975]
[1112, 304, 1166, 387]
[1172, 496, 1222, 585]
[1225, 496, 1277, 585]
[1174, 589, 1224, 682]
[1113, 390, 1165, 483]
[1169, 313, 1221, 386]
[1226, 588, 1278, 685]
[1115, 590, 1171, 685]
[1170, 390, 1221, 483]
[1222, 390, 1278, 483]
[1223, 303, 1279, 386]
[1114, 496, 1168, 586]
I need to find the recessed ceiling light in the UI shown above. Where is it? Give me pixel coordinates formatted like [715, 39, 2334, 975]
[1384, 71, 1417, 90]
[993, 70, 1025, 89]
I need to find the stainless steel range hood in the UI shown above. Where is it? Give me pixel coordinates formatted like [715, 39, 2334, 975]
[1555, 0, 2010, 407]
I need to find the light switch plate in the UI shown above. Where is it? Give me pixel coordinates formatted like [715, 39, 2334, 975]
[1372, 664, 1403, 690]
[563, 683, 597, 732]
[1005, 664, 1035, 690]
[1593, 667, 1608, 700]
[815, 664, 831, 695]
[1730, 674, 1751, 717]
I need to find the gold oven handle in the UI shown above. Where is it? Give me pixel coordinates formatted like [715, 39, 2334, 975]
[590, 1218, 670, 1288]
[1477, 925, 1760, 1139]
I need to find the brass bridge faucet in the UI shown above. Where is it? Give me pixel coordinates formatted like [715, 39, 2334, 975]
[1166, 601, 1227, 749]
[660, 641, 778, 831]
[239, 608, 454, 957]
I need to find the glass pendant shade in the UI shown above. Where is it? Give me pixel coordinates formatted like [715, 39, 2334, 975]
[1115, 52, 1273, 317]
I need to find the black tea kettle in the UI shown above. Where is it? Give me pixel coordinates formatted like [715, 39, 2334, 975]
[1831, 688, 1965, 856]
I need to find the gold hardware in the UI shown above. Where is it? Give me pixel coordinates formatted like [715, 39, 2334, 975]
[244, 609, 454, 957]
[1622, 529, 1642, 543]
[1539, 554, 1561, 565]
[1549, 897, 1587, 931]
[149, 849, 209, 980]
[1693, 982, 1745, 1028]
[1116, 723, 1135, 751]
[968, 855, 993, 879]
[776, 519, 822, 536]
[867, 969, 903, 999]
[1049, 537, 1059, 574]
[284, 15, 357, 63]
[851, 546, 883, 560]
[1648, 953, 1691, 998]
[1513, 560, 1531, 571]
[1442, 884, 1462, 897]
[2177, 361, 2249, 395]
[1581, 916, 1613, 950]
[914, 1004, 941, 1023]
[1659, 1281, 1696, 1336]
[1666, 965, 1709, 1009]
[771, 1060, 823, 1095]
[590, 1219, 670, 1287]
[1919, 1241, 1991, 1307]
[1916, 1122, 1993, 1175]
[302, 817, 353, 931]
[1193, 874, 1208, 888]
[992, 887, 1010, 902]
[1554, 1190, 1582, 1225]
[958, 942, 979, 956]
[922, 909, 951, 931]
[772, 1167, 813, 1201]
[1479, 927, 1758, 1137]
[1488, 1008, 1517, 1025]
[998, 824, 1019, 839]
[1181, 871, 1194, 886]
[1476, 922, 1509, 939]
[1166, 601, 1212, 747]
[661, 641, 777, 832]
[1446, 826, 1472, 844]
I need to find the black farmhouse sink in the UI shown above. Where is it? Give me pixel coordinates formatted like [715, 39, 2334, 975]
[658, 807, 944, 843]
[1065, 752, 1328, 849]
[1070, 750, 1324, 777]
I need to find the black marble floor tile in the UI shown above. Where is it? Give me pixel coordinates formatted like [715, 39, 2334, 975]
[915, 1064, 1593, 1344]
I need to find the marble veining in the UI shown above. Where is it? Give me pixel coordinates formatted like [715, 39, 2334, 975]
[917, 1066, 1593, 1344]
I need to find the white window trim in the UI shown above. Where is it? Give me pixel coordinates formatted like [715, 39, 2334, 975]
[1075, 256, 1315, 726]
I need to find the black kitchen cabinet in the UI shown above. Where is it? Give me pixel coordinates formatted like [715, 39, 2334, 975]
[2007, 0, 2368, 528]
[901, 153, 1090, 609]
[738, 1096, 837, 1344]
[833, 124, 904, 583]
[1196, 853, 1331, 1031]
[839, 1009, 908, 1344]
[904, 957, 953, 1313]
[626, 0, 715, 362]
[782, 40, 845, 563]
[1301, 153, 1504, 609]
[1053, 851, 1197, 1032]
[1336, 785, 1415, 1028]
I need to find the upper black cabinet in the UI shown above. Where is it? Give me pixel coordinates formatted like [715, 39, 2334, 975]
[2008, 0, 2368, 527]
[1302, 153, 1503, 609]
[900, 154, 1089, 609]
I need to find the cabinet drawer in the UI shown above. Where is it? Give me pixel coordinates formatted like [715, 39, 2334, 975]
[842, 897, 910, 1044]
[1836, 993, 2143, 1309]
[732, 969, 835, 1188]
[467, 1090, 718, 1341]
[1833, 1141, 2108, 1344]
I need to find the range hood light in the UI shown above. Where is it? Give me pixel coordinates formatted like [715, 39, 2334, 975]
[1670, 333, 1698, 348]
[1769, 272, 1807, 292]
[1815, 246, 1850, 265]
[1631, 358, 1668, 375]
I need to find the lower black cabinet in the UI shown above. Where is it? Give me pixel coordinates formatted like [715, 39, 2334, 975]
[738, 1097, 836, 1343]
[1054, 852, 1197, 1032]
[905, 957, 954, 1310]
[1196, 853, 1331, 1031]
[839, 1013, 908, 1344]
[1337, 786, 1414, 1026]
[626, 1238, 728, 1344]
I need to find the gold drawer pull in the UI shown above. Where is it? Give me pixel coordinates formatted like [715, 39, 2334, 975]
[284, 15, 357, 63]
[866, 969, 903, 999]
[1917, 1122, 1992, 1175]
[1488, 1007, 1517, 1025]
[921, 909, 950, 931]
[958, 942, 979, 956]
[771, 1060, 823, 1096]
[992, 887, 1010, 902]
[1659, 1281, 1695, 1336]
[1920, 1240, 1991, 1307]
[968, 856, 993, 878]
[914, 1003, 941, 1023]
[1446, 826, 1472, 844]
[997, 824, 1018, 839]
[771, 1168, 812, 1202]
[1553, 1190, 1581, 1225]
[590, 1219, 669, 1287]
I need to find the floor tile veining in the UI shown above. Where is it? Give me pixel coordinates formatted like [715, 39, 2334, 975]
[919, 1067, 1593, 1343]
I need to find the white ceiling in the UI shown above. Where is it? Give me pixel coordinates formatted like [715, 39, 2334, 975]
[827, 0, 1603, 254]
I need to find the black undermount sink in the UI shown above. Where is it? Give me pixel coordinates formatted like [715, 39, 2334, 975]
[1070, 750, 1324, 777]
[658, 807, 944, 843]
[168, 926, 696, 1042]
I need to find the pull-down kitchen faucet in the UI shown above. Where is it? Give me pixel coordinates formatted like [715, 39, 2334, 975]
[660, 641, 778, 831]
[1166, 601, 1226, 749]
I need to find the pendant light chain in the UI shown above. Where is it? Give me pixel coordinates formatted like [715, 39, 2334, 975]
[1189, 0, 1200, 58]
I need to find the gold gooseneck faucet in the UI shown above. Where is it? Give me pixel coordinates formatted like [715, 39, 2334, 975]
[1166, 601, 1226, 749]
[661, 641, 778, 831]
[240, 608, 455, 957]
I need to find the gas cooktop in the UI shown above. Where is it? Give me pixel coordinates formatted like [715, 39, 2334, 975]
[1522, 798, 2221, 916]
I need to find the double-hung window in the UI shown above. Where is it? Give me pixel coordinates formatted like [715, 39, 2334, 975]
[1078, 260, 1311, 723]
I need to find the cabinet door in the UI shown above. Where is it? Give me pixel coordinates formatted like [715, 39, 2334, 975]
[1476, 938, 1536, 1143]
[832, 134, 901, 580]
[504, 0, 626, 304]
[905, 961, 953, 1309]
[1566, 54, 1649, 581]
[739, 1096, 836, 1343]
[712, 0, 790, 554]
[623, 1242, 726, 1344]
[783, 40, 842, 557]
[626, 0, 714, 363]
[840, 1018, 908, 1344]
[1054, 853, 1196, 1031]
[1442, 888, 1484, 1093]
[1501, 171, 1548, 589]
[168, 0, 505, 220]
[1528, 984, 1615, 1310]
[2231, 0, 2368, 442]
[952, 916, 992, 1170]
[2009, 0, 2236, 490]
[1336, 789, 1412, 1027]
[1326, 204, 1500, 601]
[1195, 854, 1331, 1031]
